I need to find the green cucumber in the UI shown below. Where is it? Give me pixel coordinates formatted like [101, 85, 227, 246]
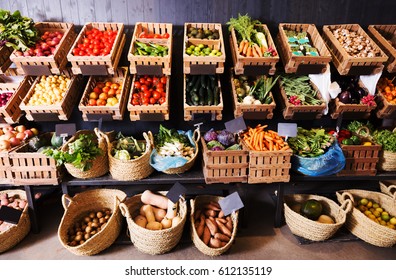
[191, 93, 199, 105]
[207, 87, 214, 106]
[198, 87, 206, 105]
[214, 86, 220, 105]
[200, 75, 207, 89]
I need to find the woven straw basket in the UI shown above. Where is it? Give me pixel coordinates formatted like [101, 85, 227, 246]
[377, 128, 396, 172]
[190, 195, 239, 256]
[284, 194, 352, 241]
[0, 189, 30, 254]
[336, 189, 396, 247]
[62, 128, 109, 179]
[119, 192, 187, 255]
[379, 181, 396, 197]
[106, 131, 154, 181]
[58, 189, 127, 256]
[162, 128, 200, 175]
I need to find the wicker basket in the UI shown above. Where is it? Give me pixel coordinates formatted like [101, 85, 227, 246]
[62, 129, 109, 179]
[105, 131, 154, 181]
[190, 195, 239, 256]
[0, 189, 30, 254]
[377, 128, 396, 172]
[119, 192, 187, 255]
[336, 189, 396, 247]
[379, 181, 396, 198]
[284, 194, 352, 241]
[58, 189, 126, 256]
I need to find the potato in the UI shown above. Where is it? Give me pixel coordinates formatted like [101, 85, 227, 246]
[134, 215, 148, 228]
[97, 212, 103, 218]
[161, 217, 172, 229]
[146, 221, 163, 230]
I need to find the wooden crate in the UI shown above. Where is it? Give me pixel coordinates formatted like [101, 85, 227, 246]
[10, 133, 62, 186]
[0, 76, 34, 124]
[127, 75, 170, 121]
[243, 140, 292, 184]
[278, 79, 326, 120]
[184, 75, 223, 121]
[201, 137, 249, 184]
[183, 23, 225, 74]
[11, 22, 76, 75]
[322, 24, 388, 75]
[0, 46, 13, 74]
[230, 25, 279, 75]
[338, 143, 381, 176]
[67, 22, 125, 75]
[368, 25, 396, 73]
[128, 22, 172, 75]
[230, 71, 276, 119]
[79, 67, 130, 121]
[376, 91, 396, 119]
[277, 23, 332, 74]
[0, 147, 17, 185]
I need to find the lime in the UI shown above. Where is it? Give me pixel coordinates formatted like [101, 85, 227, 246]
[376, 207, 383, 213]
[381, 212, 390, 222]
[198, 44, 205, 49]
[359, 198, 368, 206]
[364, 210, 371, 217]
[373, 203, 380, 209]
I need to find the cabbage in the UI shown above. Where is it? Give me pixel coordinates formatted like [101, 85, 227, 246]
[226, 144, 241, 150]
[217, 130, 236, 147]
[203, 129, 218, 142]
[211, 146, 224, 151]
[207, 140, 224, 150]
[114, 150, 131, 160]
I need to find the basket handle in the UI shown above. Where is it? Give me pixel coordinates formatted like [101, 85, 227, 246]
[386, 184, 396, 200]
[143, 131, 154, 150]
[61, 194, 73, 210]
[119, 202, 131, 219]
[193, 128, 201, 144]
[340, 191, 355, 204]
[356, 126, 370, 136]
[340, 199, 353, 214]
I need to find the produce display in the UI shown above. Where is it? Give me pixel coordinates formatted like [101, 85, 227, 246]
[194, 200, 234, 248]
[133, 190, 182, 230]
[233, 75, 277, 105]
[291, 199, 335, 224]
[227, 14, 277, 57]
[377, 77, 396, 104]
[27, 132, 63, 154]
[356, 197, 396, 229]
[332, 28, 381, 58]
[280, 75, 323, 106]
[330, 129, 371, 146]
[187, 27, 220, 40]
[138, 31, 170, 39]
[14, 30, 63, 57]
[203, 129, 241, 151]
[86, 80, 121, 107]
[347, 120, 374, 137]
[373, 129, 396, 152]
[154, 125, 195, 160]
[0, 124, 38, 151]
[131, 75, 167, 106]
[185, 75, 220, 106]
[241, 124, 290, 151]
[333, 76, 375, 105]
[185, 43, 222, 57]
[284, 30, 319, 56]
[72, 28, 118, 56]
[111, 132, 146, 160]
[288, 128, 335, 157]
[134, 41, 168, 57]
[27, 75, 71, 106]
[0, 193, 27, 233]
[66, 208, 112, 246]
[0, 91, 14, 107]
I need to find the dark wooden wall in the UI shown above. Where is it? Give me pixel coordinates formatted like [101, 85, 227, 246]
[4, 0, 396, 30]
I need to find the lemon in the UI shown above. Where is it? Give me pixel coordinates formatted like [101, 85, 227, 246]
[390, 217, 396, 225]
[373, 203, 380, 209]
[366, 201, 373, 208]
[363, 142, 372, 146]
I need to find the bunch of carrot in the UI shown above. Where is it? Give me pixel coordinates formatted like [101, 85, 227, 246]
[241, 124, 290, 152]
[238, 40, 264, 57]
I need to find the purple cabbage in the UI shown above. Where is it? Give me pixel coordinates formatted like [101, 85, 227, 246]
[207, 140, 224, 150]
[211, 146, 225, 151]
[204, 129, 218, 142]
[217, 130, 236, 147]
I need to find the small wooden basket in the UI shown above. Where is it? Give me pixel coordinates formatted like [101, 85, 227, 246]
[20, 69, 82, 121]
[79, 67, 130, 121]
[128, 22, 172, 75]
[184, 75, 223, 121]
[201, 137, 249, 184]
[278, 79, 326, 120]
[10, 132, 62, 186]
[376, 83, 396, 119]
[0, 46, 13, 74]
[322, 24, 388, 75]
[11, 22, 76, 75]
[277, 23, 332, 74]
[183, 23, 225, 74]
[127, 75, 170, 121]
[367, 25, 396, 73]
[0, 76, 34, 124]
[230, 25, 279, 75]
[67, 22, 125, 75]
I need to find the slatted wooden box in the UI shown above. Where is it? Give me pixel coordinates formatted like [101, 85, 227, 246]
[79, 67, 130, 121]
[10, 132, 62, 186]
[277, 23, 332, 74]
[183, 75, 223, 121]
[183, 23, 225, 74]
[0, 146, 18, 185]
[201, 137, 249, 184]
[368, 25, 396, 73]
[0, 75, 34, 124]
[229, 24, 279, 75]
[322, 24, 388, 75]
[11, 22, 76, 75]
[376, 91, 396, 119]
[128, 22, 172, 75]
[127, 75, 170, 121]
[67, 22, 125, 75]
[338, 143, 381, 176]
[0, 46, 13, 74]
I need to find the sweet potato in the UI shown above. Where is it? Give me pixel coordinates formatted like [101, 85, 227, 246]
[216, 219, 232, 237]
[196, 215, 205, 238]
[215, 232, 230, 243]
[204, 209, 217, 217]
[209, 237, 223, 248]
[205, 218, 218, 236]
[141, 190, 168, 209]
[146, 221, 162, 230]
[141, 204, 155, 223]
[133, 215, 147, 228]
[203, 226, 211, 245]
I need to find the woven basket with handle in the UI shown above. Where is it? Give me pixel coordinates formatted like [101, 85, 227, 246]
[190, 195, 239, 256]
[119, 191, 187, 255]
[58, 189, 126, 256]
[284, 194, 352, 241]
[0, 189, 30, 254]
[377, 128, 396, 172]
[336, 189, 396, 247]
[380, 181, 396, 197]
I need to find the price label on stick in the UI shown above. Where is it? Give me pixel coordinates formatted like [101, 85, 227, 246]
[219, 192, 244, 217]
[225, 116, 247, 134]
[166, 182, 187, 203]
[0, 206, 23, 225]
[55, 123, 76, 138]
[278, 123, 297, 139]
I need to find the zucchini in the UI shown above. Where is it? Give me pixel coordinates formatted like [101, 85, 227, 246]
[214, 86, 220, 105]
[198, 87, 206, 105]
[191, 93, 199, 105]
[210, 76, 216, 90]
[207, 87, 214, 106]
[200, 75, 207, 89]
[187, 75, 198, 89]
[192, 75, 201, 93]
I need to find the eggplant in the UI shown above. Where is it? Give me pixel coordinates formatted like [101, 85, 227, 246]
[338, 90, 351, 104]
[356, 87, 368, 98]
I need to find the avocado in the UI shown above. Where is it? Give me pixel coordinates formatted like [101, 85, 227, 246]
[301, 199, 323, 220]
[51, 133, 64, 148]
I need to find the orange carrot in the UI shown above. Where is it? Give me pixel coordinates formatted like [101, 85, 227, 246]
[253, 44, 263, 57]
[247, 45, 253, 57]
[242, 41, 249, 55]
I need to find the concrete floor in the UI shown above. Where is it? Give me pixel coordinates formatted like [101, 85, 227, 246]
[1, 187, 396, 260]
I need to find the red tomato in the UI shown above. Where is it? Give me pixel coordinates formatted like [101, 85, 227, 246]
[153, 92, 161, 100]
[142, 97, 150, 105]
[160, 76, 167, 84]
[131, 98, 140, 106]
[159, 97, 166, 104]
[162, 33, 170, 39]
[156, 82, 164, 90]
[152, 77, 159, 85]
[132, 93, 140, 99]
[134, 81, 141, 89]
[139, 78, 146, 84]
[154, 34, 162, 39]
[93, 87, 101, 94]
[140, 84, 148, 92]
[149, 97, 156, 104]
[72, 48, 80, 55]
[143, 90, 151, 98]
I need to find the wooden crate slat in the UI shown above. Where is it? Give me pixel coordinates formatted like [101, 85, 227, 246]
[0, 46, 13, 74]
[368, 25, 396, 73]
